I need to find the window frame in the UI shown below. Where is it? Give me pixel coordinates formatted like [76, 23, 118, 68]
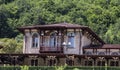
[49, 32, 57, 47]
[32, 32, 39, 48]
[31, 59, 38, 66]
[67, 32, 75, 48]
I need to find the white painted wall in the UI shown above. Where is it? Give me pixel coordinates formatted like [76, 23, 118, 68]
[23, 29, 92, 55]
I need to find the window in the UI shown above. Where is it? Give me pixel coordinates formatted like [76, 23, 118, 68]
[84, 60, 93, 66]
[25, 35, 27, 43]
[110, 60, 119, 66]
[47, 56, 57, 66]
[47, 59, 56, 66]
[66, 56, 74, 66]
[25, 35, 28, 48]
[50, 32, 57, 47]
[67, 32, 75, 48]
[31, 59, 38, 66]
[97, 61, 106, 66]
[32, 33, 39, 47]
[66, 59, 74, 66]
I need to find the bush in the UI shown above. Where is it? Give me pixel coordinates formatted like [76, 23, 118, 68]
[0, 66, 20, 70]
[21, 65, 29, 70]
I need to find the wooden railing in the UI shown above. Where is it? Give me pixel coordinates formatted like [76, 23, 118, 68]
[40, 46, 63, 53]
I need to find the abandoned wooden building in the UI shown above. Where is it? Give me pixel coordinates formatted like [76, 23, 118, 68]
[0, 22, 120, 66]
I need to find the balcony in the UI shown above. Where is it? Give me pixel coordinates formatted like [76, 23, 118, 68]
[40, 47, 63, 53]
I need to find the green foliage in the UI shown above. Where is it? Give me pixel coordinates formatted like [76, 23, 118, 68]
[73, 68, 79, 70]
[0, 0, 120, 44]
[0, 35, 23, 53]
[21, 65, 29, 70]
[0, 66, 20, 70]
[104, 18, 120, 43]
[55, 64, 67, 70]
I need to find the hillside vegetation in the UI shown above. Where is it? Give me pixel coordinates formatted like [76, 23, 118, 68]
[0, 0, 120, 45]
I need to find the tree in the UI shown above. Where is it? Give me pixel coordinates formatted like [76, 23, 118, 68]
[0, 0, 120, 44]
[0, 37, 23, 53]
[105, 18, 120, 44]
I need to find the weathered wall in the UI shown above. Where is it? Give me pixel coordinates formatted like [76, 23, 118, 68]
[64, 30, 81, 55]
[24, 29, 40, 54]
[81, 35, 91, 47]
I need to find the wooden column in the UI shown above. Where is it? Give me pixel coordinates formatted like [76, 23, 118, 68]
[79, 29, 82, 54]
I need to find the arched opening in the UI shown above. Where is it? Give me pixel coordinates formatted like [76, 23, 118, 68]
[98, 52, 105, 55]
[47, 56, 57, 66]
[48, 59, 56, 66]
[96, 57, 106, 66]
[32, 33, 39, 48]
[110, 60, 119, 66]
[31, 59, 38, 66]
[97, 61, 106, 66]
[111, 52, 119, 55]
[109, 57, 119, 66]
[83, 57, 94, 66]
[67, 32, 75, 48]
[50, 32, 57, 47]
[66, 59, 74, 66]
[84, 60, 94, 66]
[66, 55, 74, 66]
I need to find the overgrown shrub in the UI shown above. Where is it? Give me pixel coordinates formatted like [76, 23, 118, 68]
[21, 65, 29, 70]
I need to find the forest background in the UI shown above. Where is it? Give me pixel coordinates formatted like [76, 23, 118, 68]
[0, 0, 120, 53]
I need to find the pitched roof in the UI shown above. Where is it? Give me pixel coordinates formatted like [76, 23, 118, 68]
[83, 44, 120, 49]
[18, 22, 87, 29]
[42, 23, 87, 28]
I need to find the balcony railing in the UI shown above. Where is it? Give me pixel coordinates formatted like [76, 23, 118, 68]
[40, 46, 63, 53]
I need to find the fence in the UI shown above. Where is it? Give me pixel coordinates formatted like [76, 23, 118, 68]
[0, 66, 120, 70]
